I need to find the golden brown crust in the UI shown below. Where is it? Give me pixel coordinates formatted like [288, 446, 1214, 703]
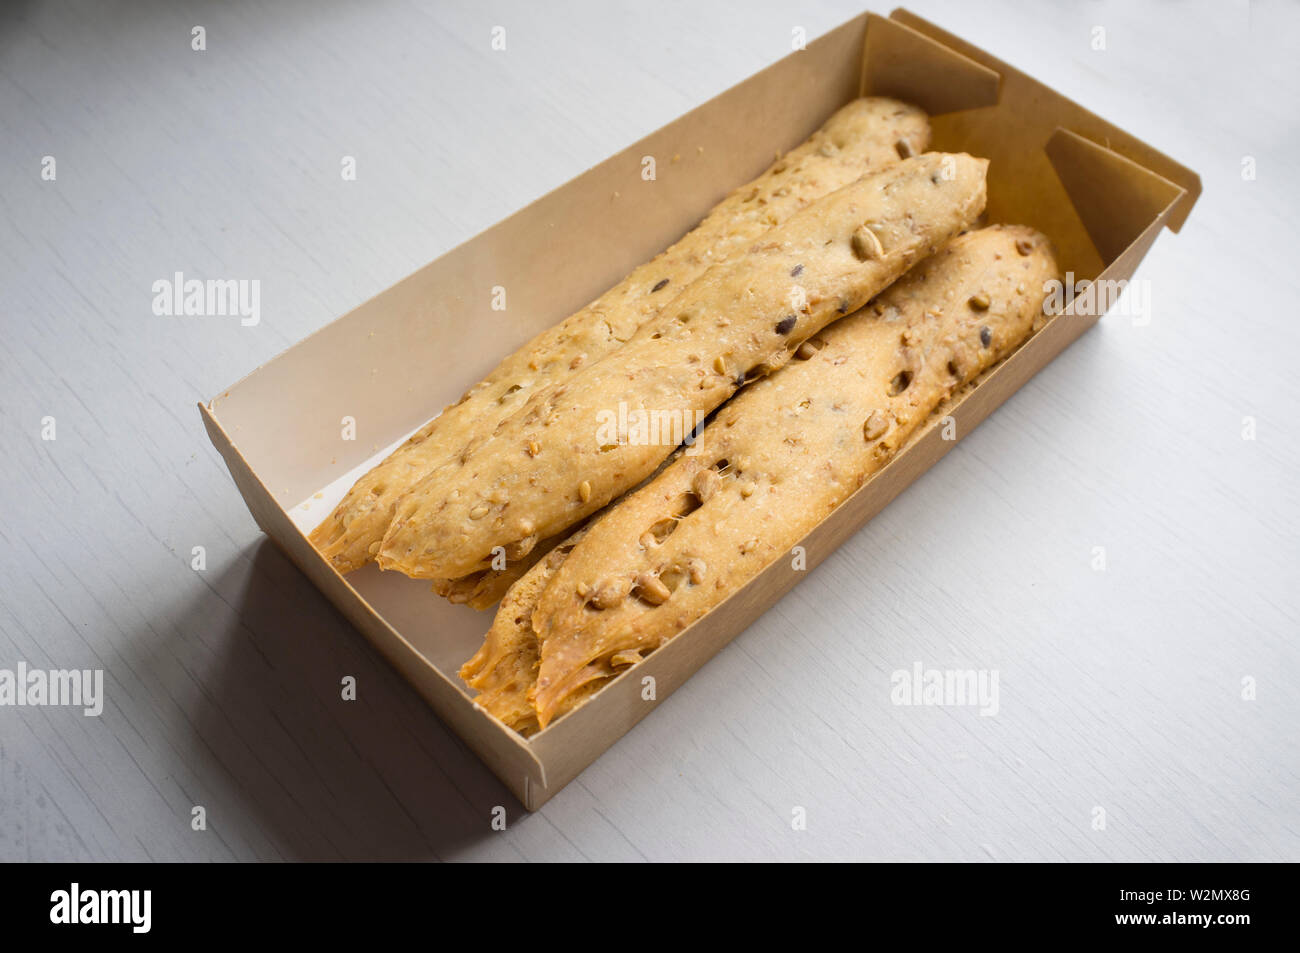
[309, 98, 931, 574]
[458, 524, 595, 734]
[432, 531, 563, 611]
[380, 153, 989, 580]
[525, 225, 1059, 727]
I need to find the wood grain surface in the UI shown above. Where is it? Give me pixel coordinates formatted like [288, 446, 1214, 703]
[1, 0, 1296, 861]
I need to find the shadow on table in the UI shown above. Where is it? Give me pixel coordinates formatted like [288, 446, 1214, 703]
[178, 540, 524, 860]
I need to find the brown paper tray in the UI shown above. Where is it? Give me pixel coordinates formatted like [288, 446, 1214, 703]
[200, 9, 1199, 810]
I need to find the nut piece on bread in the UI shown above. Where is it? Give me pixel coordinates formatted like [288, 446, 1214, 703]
[308, 97, 931, 575]
[380, 152, 990, 580]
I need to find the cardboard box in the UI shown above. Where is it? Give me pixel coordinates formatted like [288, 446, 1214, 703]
[200, 9, 1200, 810]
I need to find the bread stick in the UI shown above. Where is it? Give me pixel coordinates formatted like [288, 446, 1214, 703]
[309, 98, 930, 574]
[381, 153, 989, 580]
[524, 225, 1058, 727]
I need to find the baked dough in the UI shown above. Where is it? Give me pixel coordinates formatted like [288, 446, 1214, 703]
[466, 225, 1058, 730]
[432, 531, 563, 611]
[380, 153, 989, 580]
[530, 225, 1058, 726]
[308, 98, 930, 576]
[458, 523, 593, 734]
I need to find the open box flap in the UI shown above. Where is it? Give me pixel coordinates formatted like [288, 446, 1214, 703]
[887, 9, 1201, 234]
[864, 13, 1193, 279]
[861, 14, 1001, 114]
[1045, 127, 1187, 265]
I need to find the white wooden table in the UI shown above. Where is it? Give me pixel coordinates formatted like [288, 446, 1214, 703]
[2, 0, 1296, 861]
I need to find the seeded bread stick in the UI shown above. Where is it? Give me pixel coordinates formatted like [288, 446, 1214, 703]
[458, 524, 594, 735]
[379, 153, 988, 580]
[522, 225, 1058, 727]
[458, 437, 691, 719]
[308, 98, 930, 574]
[463, 225, 1057, 730]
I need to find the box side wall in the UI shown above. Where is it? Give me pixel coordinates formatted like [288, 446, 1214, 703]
[207, 15, 872, 508]
[198, 403, 547, 800]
